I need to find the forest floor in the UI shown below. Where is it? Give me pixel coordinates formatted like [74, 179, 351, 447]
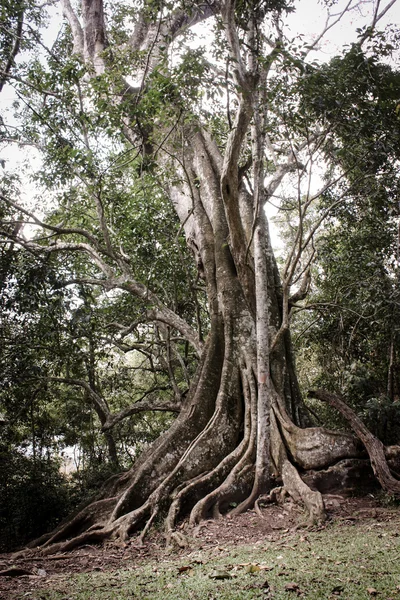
[0, 495, 400, 599]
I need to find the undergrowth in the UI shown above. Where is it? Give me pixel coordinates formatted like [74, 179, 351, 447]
[30, 516, 400, 599]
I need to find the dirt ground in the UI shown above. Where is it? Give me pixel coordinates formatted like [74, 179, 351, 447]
[0, 495, 397, 599]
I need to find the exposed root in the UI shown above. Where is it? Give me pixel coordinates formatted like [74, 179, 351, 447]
[23, 337, 378, 556]
[212, 502, 222, 519]
[189, 360, 255, 525]
[165, 472, 209, 535]
[25, 497, 118, 554]
[309, 389, 400, 498]
[166, 531, 188, 551]
[34, 527, 114, 557]
[139, 508, 159, 546]
[228, 361, 259, 516]
[270, 410, 326, 524]
[253, 487, 286, 517]
[190, 457, 254, 523]
[254, 495, 269, 518]
[273, 394, 362, 469]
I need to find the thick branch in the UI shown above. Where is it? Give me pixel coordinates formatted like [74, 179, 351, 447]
[130, 1, 219, 52]
[0, 2, 24, 93]
[60, 0, 84, 57]
[82, 0, 107, 73]
[6, 222, 202, 353]
[102, 394, 181, 432]
[47, 377, 110, 420]
[1, 194, 104, 250]
[221, 0, 246, 87]
[48, 273, 203, 354]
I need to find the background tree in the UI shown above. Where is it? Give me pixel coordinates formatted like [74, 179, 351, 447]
[292, 40, 400, 443]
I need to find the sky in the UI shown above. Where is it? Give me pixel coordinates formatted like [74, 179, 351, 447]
[287, 0, 399, 57]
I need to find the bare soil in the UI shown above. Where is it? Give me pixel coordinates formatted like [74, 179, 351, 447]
[0, 495, 397, 599]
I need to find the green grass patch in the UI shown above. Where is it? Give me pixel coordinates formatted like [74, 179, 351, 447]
[32, 517, 400, 600]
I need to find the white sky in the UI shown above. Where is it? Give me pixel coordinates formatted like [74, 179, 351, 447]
[287, 0, 399, 56]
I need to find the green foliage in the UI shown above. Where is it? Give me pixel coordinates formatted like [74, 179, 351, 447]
[0, 0, 45, 83]
[300, 43, 400, 176]
[292, 42, 400, 439]
[0, 449, 70, 551]
[67, 460, 122, 508]
[234, 0, 294, 30]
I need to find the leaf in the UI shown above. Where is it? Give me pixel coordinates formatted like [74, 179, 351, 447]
[209, 569, 233, 580]
[245, 564, 261, 574]
[285, 582, 300, 592]
[178, 565, 192, 574]
[367, 588, 378, 596]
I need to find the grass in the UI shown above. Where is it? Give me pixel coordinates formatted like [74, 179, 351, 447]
[31, 516, 400, 600]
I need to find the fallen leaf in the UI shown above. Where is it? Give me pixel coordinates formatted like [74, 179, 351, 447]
[209, 569, 232, 580]
[178, 565, 192, 574]
[285, 582, 300, 592]
[367, 588, 378, 596]
[245, 564, 261, 574]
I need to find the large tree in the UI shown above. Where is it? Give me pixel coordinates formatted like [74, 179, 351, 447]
[1, 0, 400, 552]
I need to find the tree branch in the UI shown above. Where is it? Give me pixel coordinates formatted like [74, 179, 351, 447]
[102, 393, 181, 431]
[0, 2, 24, 93]
[46, 377, 110, 420]
[60, 0, 84, 57]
